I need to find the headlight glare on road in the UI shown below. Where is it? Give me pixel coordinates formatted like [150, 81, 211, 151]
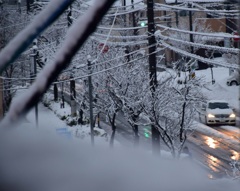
[208, 113, 215, 118]
[229, 113, 236, 118]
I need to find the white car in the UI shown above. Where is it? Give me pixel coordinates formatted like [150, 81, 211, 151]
[200, 100, 236, 126]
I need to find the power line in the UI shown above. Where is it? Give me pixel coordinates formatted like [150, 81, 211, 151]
[155, 2, 239, 15]
[159, 40, 239, 69]
[0, 41, 158, 83]
[53, 47, 165, 84]
[156, 24, 238, 39]
[157, 31, 239, 54]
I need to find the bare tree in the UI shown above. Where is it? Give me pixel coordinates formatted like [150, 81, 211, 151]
[143, 72, 206, 157]
[0, 4, 31, 112]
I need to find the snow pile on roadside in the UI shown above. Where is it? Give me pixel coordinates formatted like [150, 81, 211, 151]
[42, 92, 120, 147]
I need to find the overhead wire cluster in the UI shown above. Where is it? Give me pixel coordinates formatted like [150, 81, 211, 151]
[154, 1, 239, 68]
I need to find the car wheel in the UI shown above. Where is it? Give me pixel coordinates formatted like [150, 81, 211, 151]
[230, 81, 238, 86]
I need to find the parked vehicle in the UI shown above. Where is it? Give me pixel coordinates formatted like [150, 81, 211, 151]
[227, 69, 239, 86]
[199, 100, 236, 126]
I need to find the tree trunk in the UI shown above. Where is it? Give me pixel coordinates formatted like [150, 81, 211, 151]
[109, 113, 116, 148]
[180, 88, 189, 142]
[180, 102, 186, 142]
[133, 124, 139, 147]
[110, 128, 116, 148]
[152, 125, 160, 155]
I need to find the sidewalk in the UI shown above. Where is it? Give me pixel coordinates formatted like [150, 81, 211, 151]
[20, 102, 67, 132]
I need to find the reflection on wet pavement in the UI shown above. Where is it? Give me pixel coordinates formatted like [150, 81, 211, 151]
[205, 137, 217, 149]
[206, 154, 220, 172]
[231, 150, 239, 161]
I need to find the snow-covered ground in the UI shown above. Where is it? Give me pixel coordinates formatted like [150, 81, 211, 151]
[161, 66, 239, 111]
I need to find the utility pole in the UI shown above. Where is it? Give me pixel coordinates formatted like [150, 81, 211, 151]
[18, 0, 21, 13]
[225, 3, 236, 75]
[70, 75, 76, 116]
[175, 0, 179, 27]
[147, 0, 160, 155]
[188, 3, 194, 54]
[123, 0, 130, 63]
[131, 0, 137, 36]
[87, 55, 94, 146]
[224, 37, 234, 75]
[31, 41, 38, 127]
[61, 81, 65, 108]
[67, 4, 76, 116]
[26, 0, 30, 13]
[34, 47, 38, 127]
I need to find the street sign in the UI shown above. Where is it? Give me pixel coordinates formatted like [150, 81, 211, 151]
[98, 43, 109, 53]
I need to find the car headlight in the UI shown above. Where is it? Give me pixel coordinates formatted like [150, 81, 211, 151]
[229, 113, 236, 118]
[208, 114, 215, 118]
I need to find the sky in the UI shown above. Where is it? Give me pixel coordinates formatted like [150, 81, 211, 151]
[0, 66, 239, 191]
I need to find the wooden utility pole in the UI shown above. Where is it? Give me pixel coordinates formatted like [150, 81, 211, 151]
[147, 0, 160, 155]
[87, 56, 94, 146]
[67, 4, 76, 116]
[31, 43, 39, 127]
[70, 75, 76, 116]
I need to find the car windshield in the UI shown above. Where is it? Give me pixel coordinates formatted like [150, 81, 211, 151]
[208, 102, 229, 109]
